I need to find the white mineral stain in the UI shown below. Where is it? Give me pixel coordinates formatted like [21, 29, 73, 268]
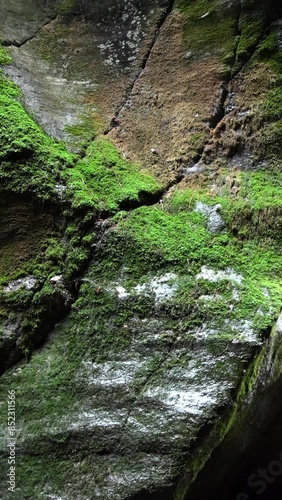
[228, 319, 260, 344]
[195, 201, 225, 233]
[196, 266, 243, 285]
[116, 286, 129, 298]
[143, 385, 220, 415]
[68, 410, 124, 430]
[134, 273, 178, 302]
[80, 359, 144, 386]
[199, 294, 222, 302]
[115, 273, 178, 302]
[4, 276, 37, 293]
[194, 319, 261, 344]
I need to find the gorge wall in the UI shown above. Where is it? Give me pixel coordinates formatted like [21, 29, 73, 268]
[0, 0, 282, 498]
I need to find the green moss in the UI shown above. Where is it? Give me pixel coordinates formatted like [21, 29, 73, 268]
[189, 132, 209, 153]
[0, 167, 281, 498]
[109, 179, 282, 334]
[234, 16, 264, 71]
[64, 136, 161, 211]
[189, 132, 207, 145]
[58, 0, 76, 15]
[263, 87, 282, 120]
[0, 45, 11, 65]
[178, 0, 268, 76]
[0, 4, 282, 496]
[64, 113, 103, 147]
[257, 32, 279, 59]
[252, 120, 282, 159]
[238, 170, 282, 210]
[255, 31, 282, 73]
[0, 46, 75, 199]
[178, 0, 237, 62]
[0, 45, 164, 360]
[0, 77, 74, 199]
[190, 169, 282, 240]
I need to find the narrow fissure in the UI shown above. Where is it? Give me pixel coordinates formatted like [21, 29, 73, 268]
[208, 84, 229, 129]
[104, 0, 175, 136]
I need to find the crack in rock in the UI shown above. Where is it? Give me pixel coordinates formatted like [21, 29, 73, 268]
[104, 0, 175, 135]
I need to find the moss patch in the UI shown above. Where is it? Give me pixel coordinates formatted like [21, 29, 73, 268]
[178, 0, 237, 61]
[64, 136, 161, 211]
[0, 44, 164, 365]
[234, 14, 265, 73]
[111, 175, 282, 333]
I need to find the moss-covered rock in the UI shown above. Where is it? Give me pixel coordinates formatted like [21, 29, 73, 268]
[1, 0, 172, 147]
[1, 1, 282, 499]
[0, 45, 162, 371]
[1, 165, 282, 496]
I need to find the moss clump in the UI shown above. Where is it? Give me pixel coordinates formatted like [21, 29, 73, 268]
[4, 168, 278, 493]
[256, 31, 282, 69]
[64, 136, 161, 211]
[112, 178, 282, 333]
[234, 15, 264, 72]
[0, 93, 74, 199]
[0, 46, 75, 200]
[64, 113, 102, 147]
[255, 30, 282, 69]
[0, 45, 11, 65]
[263, 87, 282, 120]
[189, 132, 209, 153]
[0, 52, 75, 199]
[253, 121, 282, 160]
[0, 45, 164, 364]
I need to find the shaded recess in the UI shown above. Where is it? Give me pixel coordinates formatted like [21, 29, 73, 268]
[184, 344, 282, 500]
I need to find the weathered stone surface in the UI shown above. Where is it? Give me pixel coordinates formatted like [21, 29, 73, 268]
[1, 0, 282, 499]
[2, 0, 171, 147]
[0, 251, 259, 499]
[0, 0, 61, 45]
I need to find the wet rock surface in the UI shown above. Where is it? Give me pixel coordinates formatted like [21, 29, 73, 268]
[184, 313, 282, 500]
[0, 253, 259, 499]
[1, 187, 280, 497]
[1, 0, 282, 499]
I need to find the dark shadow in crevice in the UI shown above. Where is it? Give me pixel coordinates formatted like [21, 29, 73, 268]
[184, 373, 282, 500]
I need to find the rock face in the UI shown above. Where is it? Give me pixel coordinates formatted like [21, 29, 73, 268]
[0, 0, 282, 499]
[1, 0, 171, 146]
[0, 0, 62, 45]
